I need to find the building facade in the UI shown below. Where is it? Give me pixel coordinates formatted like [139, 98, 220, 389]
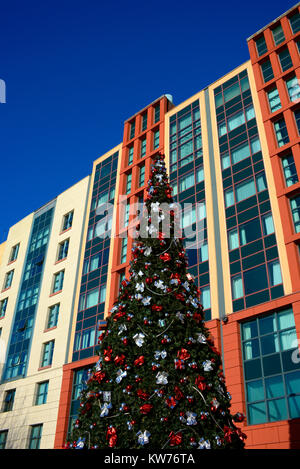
[0, 3, 300, 450]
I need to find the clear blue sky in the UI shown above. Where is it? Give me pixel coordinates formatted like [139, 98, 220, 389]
[0, 0, 296, 241]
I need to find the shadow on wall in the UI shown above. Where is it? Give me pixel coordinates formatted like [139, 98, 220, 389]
[289, 419, 300, 449]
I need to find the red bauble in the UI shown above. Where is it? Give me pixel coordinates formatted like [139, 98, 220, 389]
[145, 277, 152, 285]
[160, 253, 171, 262]
[122, 338, 128, 346]
[140, 404, 153, 415]
[169, 431, 182, 446]
[134, 355, 145, 366]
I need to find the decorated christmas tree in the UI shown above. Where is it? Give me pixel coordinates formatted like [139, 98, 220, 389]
[67, 152, 246, 450]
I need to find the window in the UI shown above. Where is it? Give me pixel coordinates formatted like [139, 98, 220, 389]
[41, 340, 54, 367]
[139, 164, 145, 187]
[244, 265, 268, 295]
[294, 109, 300, 134]
[274, 118, 289, 147]
[225, 188, 234, 207]
[140, 138, 146, 158]
[181, 206, 196, 228]
[153, 129, 160, 149]
[281, 154, 298, 187]
[83, 253, 101, 274]
[261, 59, 274, 83]
[86, 288, 100, 309]
[228, 229, 239, 250]
[267, 87, 281, 112]
[3, 270, 14, 290]
[154, 104, 160, 123]
[241, 308, 300, 425]
[128, 146, 134, 166]
[2, 389, 16, 412]
[196, 166, 204, 183]
[124, 202, 130, 227]
[35, 381, 49, 405]
[289, 11, 300, 34]
[47, 303, 59, 329]
[236, 177, 256, 203]
[0, 298, 8, 318]
[142, 113, 147, 132]
[57, 239, 69, 261]
[126, 172, 132, 195]
[120, 237, 127, 264]
[268, 261, 282, 286]
[278, 48, 293, 72]
[179, 171, 195, 192]
[9, 244, 20, 262]
[52, 271, 64, 293]
[290, 196, 300, 233]
[62, 211, 73, 231]
[286, 76, 300, 102]
[232, 275, 244, 299]
[262, 213, 275, 236]
[272, 24, 285, 46]
[28, 424, 43, 449]
[199, 241, 208, 262]
[129, 120, 135, 140]
[240, 217, 262, 246]
[201, 286, 211, 310]
[256, 35, 268, 56]
[0, 430, 8, 449]
[256, 172, 267, 192]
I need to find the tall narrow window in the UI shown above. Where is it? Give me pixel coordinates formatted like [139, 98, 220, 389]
[278, 48, 293, 72]
[62, 211, 73, 231]
[28, 424, 43, 449]
[139, 164, 145, 187]
[262, 213, 275, 236]
[154, 104, 160, 123]
[0, 430, 8, 449]
[201, 286, 211, 310]
[272, 24, 285, 46]
[274, 118, 289, 147]
[286, 76, 300, 102]
[153, 129, 160, 149]
[261, 59, 274, 83]
[57, 239, 69, 261]
[3, 270, 14, 290]
[142, 112, 147, 132]
[0, 298, 8, 318]
[281, 154, 298, 187]
[268, 261, 282, 286]
[128, 146, 134, 166]
[120, 237, 127, 264]
[232, 275, 244, 299]
[9, 244, 20, 262]
[290, 196, 300, 233]
[41, 340, 54, 368]
[52, 271, 64, 293]
[35, 381, 49, 405]
[2, 389, 16, 412]
[129, 120, 135, 140]
[126, 172, 132, 195]
[47, 303, 60, 329]
[140, 137, 146, 158]
[267, 87, 281, 112]
[228, 229, 239, 250]
[289, 11, 300, 34]
[256, 35, 268, 56]
[294, 109, 300, 134]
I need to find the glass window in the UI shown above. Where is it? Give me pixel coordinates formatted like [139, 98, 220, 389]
[41, 340, 54, 367]
[228, 110, 245, 131]
[0, 298, 8, 318]
[28, 424, 43, 449]
[286, 76, 300, 102]
[243, 264, 268, 295]
[154, 104, 160, 123]
[262, 213, 275, 236]
[35, 381, 49, 405]
[228, 228, 239, 250]
[81, 327, 96, 349]
[62, 211, 73, 231]
[153, 129, 160, 149]
[268, 261, 282, 286]
[223, 82, 241, 103]
[267, 87, 281, 112]
[282, 154, 299, 187]
[121, 237, 127, 264]
[250, 136, 261, 154]
[181, 206, 196, 228]
[47, 304, 59, 329]
[290, 196, 300, 233]
[179, 171, 195, 192]
[128, 146, 134, 166]
[278, 48, 293, 72]
[294, 109, 300, 134]
[199, 241, 208, 262]
[231, 141, 250, 165]
[274, 118, 289, 147]
[242, 308, 300, 425]
[201, 286, 211, 309]
[142, 113, 147, 132]
[221, 151, 231, 170]
[139, 164, 145, 187]
[0, 430, 8, 449]
[196, 166, 204, 183]
[3, 389, 16, 412]
[261, 59, 274, 83]
[235, 177, 256, 203]
[140, 138, 146, 158]
[129, 120, 135, 140]
[9, 244, 20, 262]
[289, 11, 300, 34]
[256, 35, 268, 56]
[86, 288, 99, 309]
[126, 172, 132, 195]
[272, 24, 285, 46]
[57, 239, 69, 261]
[232, 275, 244, 299]
[3, 270, 14, 289]
[239, 217, 262, 246]
[52, 271, 64, 293]
[225, 188, 234, 207]
[256, 172, 267, 192]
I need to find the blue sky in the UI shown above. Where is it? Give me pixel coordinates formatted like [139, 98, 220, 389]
[0, 0, 297, 240]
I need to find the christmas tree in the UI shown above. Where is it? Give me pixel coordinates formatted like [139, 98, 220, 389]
[67, 152, 246, 450]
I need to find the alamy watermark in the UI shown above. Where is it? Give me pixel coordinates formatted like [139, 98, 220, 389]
[0, 79, 6, 103]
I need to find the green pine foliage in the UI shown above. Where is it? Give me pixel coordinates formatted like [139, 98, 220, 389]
[67, 152, 246, 450]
